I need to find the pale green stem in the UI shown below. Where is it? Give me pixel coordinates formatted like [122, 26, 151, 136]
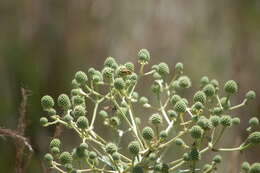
[229, 99, 247, 110]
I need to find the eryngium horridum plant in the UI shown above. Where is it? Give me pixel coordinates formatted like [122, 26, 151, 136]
[40, 49, 260, 173]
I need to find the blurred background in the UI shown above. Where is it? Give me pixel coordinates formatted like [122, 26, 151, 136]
[0, 0, 260, 172]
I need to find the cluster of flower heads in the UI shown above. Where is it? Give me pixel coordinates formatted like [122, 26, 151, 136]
[40, 49, 260, 173]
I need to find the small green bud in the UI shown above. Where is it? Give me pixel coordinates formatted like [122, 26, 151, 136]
[104, 57, 118, 69]
[193, 91, 207, 104]
[232, 117, 240, 125]
[174, 100, 187, 113]
[193, 102, 204, 111]
[102, 67, 114, 79]
[44, 153, 53, 164]
[63, 114, 73, 123]
[88, 151, 97, 160]
[40, 117, 48, 126]
[105, 143, 118, 155]
[132, 165, 144, 173]
[220, 115, 232, 127]
[220, 97, 231, 109]
[72, 95, 85, 106]
[190, 125, 204, 139]
[138, 49, 150, 63]
[212, 107, 223, 115]
[99, 110, 108, 118]
[149, 114, 163, 125]
[248, 132, 260, 145]
[112, 152, 120, 161]
[175, 138, 185, 146]
[124, 62, 135, 71]
[59, 152, 72, 165]
[128, 141, 140, 155]
[51, 147, 60, 155]
[157, 62, 170, 76]
[142, 126, 154, 141]
[114, 78, 125, 90]
[197, 116, 212, 130]
[71, 79, 80, 89]
[109, 116, 121, 127]
[203, 84, 215, 97]
[175, 62, 183, 72]
[169, 81, 180, 90]
[242, 162, 251, 172]
[46, 108, 56, 116]
[210, 116, 220, 127]
[210, 79, 219, 88]
[212, 154, 222, 163]
[189, 148, 201, 161]
[73, 105, 86, 118]
[41, 95, 54, 110]
[159, 130, 168, 140]
[200, 76, 210, 87]
[250, 163, 260, 173]
[249, 117, 259, 127]
[167, 110, 177, 118]
[76, 116, 89, 129]
[178, 76, 191, 88]
[246, 90, 256, 101]
[170, 94, 182, 105]
[57, 94, 71, 110]
[139, 96, 148, 105]
[75, 71, 88, 84]
[50, 138, 61, 148]
[152, 72, 162, 79]
[224, 80, 238, 94]
[183, 153, 190, 161]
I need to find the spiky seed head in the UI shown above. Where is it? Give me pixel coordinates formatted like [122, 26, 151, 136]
[50, 138, 61, 148]
[220, 115, 232, 127]
[132, 165, 144, 173]
[212, 155, 222, 163]
[128, 141, 140, 155]
[246, 90, 256, 101]
[105, 143, 118, 155]
[57, 94, 71, 110]
[175, 62, 183, 72]
[224, 80, 238, 94]
[114, 78, 125, 90]
[76, 116, 89, 129]
[41, 95, 54, 110]
[170, 94, 182, 106]
[178, 76, 191, 88]
[138, 49, 150, 63]
[249, 117, 259, 127]
[158, 62, 170, 76]
[248, 132, 260, 145]
[190, 125, 204, 139]
[149, 114, 163, 125]
[232, 117, 241, 125]
[200, 76, 210, 87]
[142, 127, 154, 141]
[40, 117, 48, 126]
[167, 110, 177, 118]
[59, 152, 72, 165]
[174, 100, 187, 113]
[203, 84, 215, 97]
[193, 91, 207, 104]
[242, 162, 250, 172]
[189, 148, 201, 161]
[75, 71, 88, 84]
[250, 163, 260, 173]
[210, 116, 220, 127]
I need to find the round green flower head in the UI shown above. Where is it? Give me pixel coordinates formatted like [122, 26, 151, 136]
[104, 56, 118, 69]
[178, 76, 191, 88]
[193, 91, 207, 104]
[224, 80, 238, 94]
[220, 115, 232, 127]
[203, 84, 215, 97]
[212, 154, 222, 163]
[149, 114, 163, 125]
[59, 152, 72, 165]
[41, 95, 54, 110]
[72, 96, 85, 106]
[40, 117, 48, 126]
[212, 107, 223, 115]
[44, 153, 53, 164]
[102, 67, 114, 79]
[248, 132, 260, 145]
[167, 110, 177, 118]
[125, 62, 135, 71]
[105, 143, 118, 155]
[112, 152, 120, 161]
[76, 116, 89, 129]
[159, 130, 168, 140]
[73, 105, 86, 118]
[114, 78, 125, 90]
[189, 148, 201, 161]
[175, 62, 183, 72]
[50, 138, 61, 148]
[138, 49, 150, 63]
[242, 162, 250, 172]
[128, 141, 140, 155]
[190, 125, 204, 139]
[75, 71, 88, 84]
[197, 116, 212, 130]
[174, 100, 187, 113]
[132, 165, 144, 173]
[88, 151, 97, 160]
[142, 126, 154, 141]
[210, 116, 220, 127]
[46, 108, 57, 116]
[249, 117, 259, 127]
[57, 94, 71, 110]
[193, 102, 204, 111]
[232, 117, 240, 125]
[158, 62, 170, 76]
[170, 94, 182, 106]
[246, 90, 256, 100]
[200, 76, 210, 87]
[250, 163, 260, 173]
[51, 147, 60, 155]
